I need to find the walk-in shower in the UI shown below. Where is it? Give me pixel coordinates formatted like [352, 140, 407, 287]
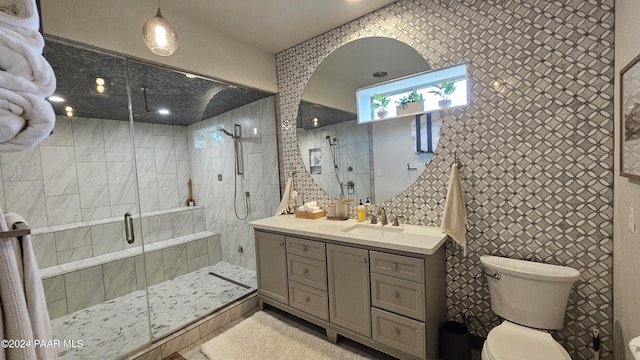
[22, 39, 279, 359]
[217, 124, 250, 220]
[326, 135, 345, 199]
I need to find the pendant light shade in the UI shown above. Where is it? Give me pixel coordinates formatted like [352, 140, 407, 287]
[142, 7, 178, 56]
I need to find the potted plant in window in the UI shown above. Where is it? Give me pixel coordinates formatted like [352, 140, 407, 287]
[395, 91, 424, 116]
[372, 94, 390, 119]
[428, 81, 456, 108]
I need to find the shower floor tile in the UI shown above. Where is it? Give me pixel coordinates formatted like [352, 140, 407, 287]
[51, 262, 256, 360]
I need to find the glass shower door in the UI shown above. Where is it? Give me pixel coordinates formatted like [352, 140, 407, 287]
[127, 58, 265, 340]
[41, 39, 152, 359]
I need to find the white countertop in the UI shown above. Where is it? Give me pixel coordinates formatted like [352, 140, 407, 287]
[248, 215, 448, 255]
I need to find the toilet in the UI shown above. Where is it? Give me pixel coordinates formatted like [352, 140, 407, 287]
[480, 255, 580, 360]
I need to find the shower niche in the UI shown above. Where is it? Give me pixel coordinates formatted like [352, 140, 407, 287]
[309, 148, 322, 174]
[24, 38, 280, 359]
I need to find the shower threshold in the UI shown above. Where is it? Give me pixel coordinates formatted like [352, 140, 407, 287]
[51, 262, 256, 360]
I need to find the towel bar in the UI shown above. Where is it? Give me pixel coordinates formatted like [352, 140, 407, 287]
[0, 222, 31, 240]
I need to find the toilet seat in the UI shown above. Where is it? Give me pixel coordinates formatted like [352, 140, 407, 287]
[481, 321, 571, 360]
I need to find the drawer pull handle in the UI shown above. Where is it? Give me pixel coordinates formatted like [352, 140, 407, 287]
[280, 242, 285, 247]
[392, 292, 399, 301]
[392, 263, 398, 270]
[394, 328, 401, 337]
[303, 245, 308, 251]
[305, 296, 311, 302]
[303, 268, 309, 275]
[361, 256, 367, 264]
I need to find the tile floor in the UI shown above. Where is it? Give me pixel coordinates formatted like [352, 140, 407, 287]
[51, 262, 256, 360]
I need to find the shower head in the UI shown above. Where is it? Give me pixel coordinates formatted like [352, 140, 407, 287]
[217, 126, 235, 138]
[326, 135, 334, 146]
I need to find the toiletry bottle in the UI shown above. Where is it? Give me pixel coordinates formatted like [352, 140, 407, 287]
[357, 199, 366, 222]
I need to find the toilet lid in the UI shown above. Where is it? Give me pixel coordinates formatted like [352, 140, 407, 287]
[485, 322, 571, 360]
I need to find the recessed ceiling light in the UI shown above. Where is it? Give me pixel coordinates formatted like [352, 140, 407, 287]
[312, 117, 319, 127]
[158, 108, 170, 115]
[96, 77, 105, 86]
[64, 106, 73, 112]
[373, 71, 388, 78]
[48, 95, 65, 102]
[66, 111, 73, 117]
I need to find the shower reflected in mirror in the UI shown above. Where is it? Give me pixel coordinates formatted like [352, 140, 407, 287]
[218, 124, 249, 220]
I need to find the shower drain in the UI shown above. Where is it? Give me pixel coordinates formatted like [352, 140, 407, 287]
[208, 272, 251, 289]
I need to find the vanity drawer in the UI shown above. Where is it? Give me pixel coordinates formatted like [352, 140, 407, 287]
[289, 281, 329, 321]
[371, 273, 425, 321]
[287, 254, 327, 291]
[370, 251, 424, 283]
[372, 307, 425, 359]
[286, 236, 326, 261]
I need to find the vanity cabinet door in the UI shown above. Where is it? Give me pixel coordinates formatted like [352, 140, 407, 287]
[255, 231, 288, 304]
[327, 244, 371, 337]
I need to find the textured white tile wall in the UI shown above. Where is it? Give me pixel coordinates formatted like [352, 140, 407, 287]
[1, 116, 192, 228]
[187, 96, 278, 270]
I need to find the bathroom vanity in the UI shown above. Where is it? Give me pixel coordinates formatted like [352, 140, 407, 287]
[249, 215, 447, 360]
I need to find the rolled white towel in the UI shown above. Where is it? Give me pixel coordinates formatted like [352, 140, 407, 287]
[0, 87, 54, 152]
[0, 0, 56, 152]
[305, 205, 321, 212]
[0, 25, 55, 96]
[0, 23, 56, 97]
[0, 0, 40, 30]
[303, 201, 317, 208]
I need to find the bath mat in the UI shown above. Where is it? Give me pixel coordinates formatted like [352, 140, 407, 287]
[200, 311, 369, 360]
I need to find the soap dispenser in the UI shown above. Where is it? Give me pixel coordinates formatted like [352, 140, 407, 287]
[357, 199, 366, 222]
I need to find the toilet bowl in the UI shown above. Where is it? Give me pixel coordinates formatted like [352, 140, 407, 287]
[480, 255, 580, 360]
[481, 321, 571, 360]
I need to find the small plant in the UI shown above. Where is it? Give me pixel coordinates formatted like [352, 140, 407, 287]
[396, 91, 423, 110]
[372, 94, 390, 110]
[427, 81, 457, 100]
[372, 94, 390, 118]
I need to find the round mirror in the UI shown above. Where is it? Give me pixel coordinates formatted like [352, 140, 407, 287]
[297, 37, 441, 203]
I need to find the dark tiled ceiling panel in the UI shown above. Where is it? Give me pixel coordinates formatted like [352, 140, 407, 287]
[297, 101, 356, 130]
[46, 40, 273, 126]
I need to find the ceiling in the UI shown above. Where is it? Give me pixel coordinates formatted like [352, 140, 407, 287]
[298, 37, 430, 130]
[46, 39, 272, 126]
[44, 1, 405, 126]
[169, 0, 399, 53]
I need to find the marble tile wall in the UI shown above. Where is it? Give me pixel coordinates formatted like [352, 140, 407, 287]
[43, 234, 222, 319]
[32, 207, 207, 270]
[297, 119, 372, 202]
[0, 116, 191, 228]
[187, 96, 279, 270]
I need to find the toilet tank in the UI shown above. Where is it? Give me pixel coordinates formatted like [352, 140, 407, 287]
[480, 255, 580, 330]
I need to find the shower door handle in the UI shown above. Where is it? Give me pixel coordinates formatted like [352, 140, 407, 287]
[124, 212, 135, 244]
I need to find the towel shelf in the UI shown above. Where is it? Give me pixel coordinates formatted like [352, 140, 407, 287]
[0, 222, 31, 240]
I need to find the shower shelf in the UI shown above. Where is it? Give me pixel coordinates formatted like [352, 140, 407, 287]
[32, 206, 204, 236]
[39, 230, 217, 280]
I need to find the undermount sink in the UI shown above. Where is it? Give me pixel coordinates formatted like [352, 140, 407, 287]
[341, 223, 405, 236]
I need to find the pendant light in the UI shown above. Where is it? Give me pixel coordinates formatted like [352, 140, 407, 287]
[142, 0, 178, 56]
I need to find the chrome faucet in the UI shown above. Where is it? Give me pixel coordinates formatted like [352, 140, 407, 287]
[392, 215, 405, 227]
[378, 207, 387, 226]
